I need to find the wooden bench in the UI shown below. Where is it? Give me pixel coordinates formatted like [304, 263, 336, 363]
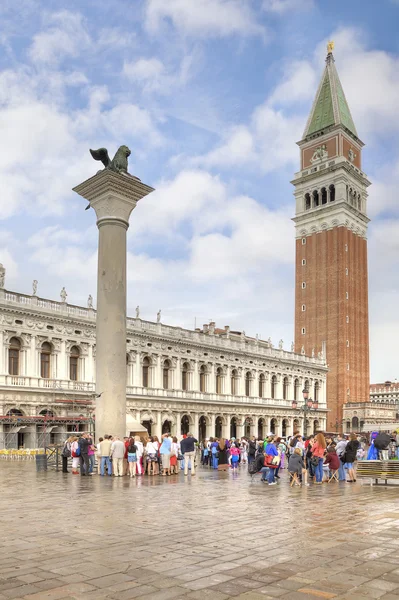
[357, 460, 399, 485]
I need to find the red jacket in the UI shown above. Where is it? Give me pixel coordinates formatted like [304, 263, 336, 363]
[324, 451, 340, 470]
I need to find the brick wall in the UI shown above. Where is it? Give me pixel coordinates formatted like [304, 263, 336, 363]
[295, 226, 369, 430]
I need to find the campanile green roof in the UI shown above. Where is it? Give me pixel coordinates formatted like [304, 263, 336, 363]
[304, 53, 357, 139]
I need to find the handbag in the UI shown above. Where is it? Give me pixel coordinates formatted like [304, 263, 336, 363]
[177, 454, 184, 461]
[310, 456, 319, 467]
[62, 444, 71, 458]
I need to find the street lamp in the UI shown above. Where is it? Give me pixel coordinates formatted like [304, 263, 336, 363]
[292, 388, 319, 437]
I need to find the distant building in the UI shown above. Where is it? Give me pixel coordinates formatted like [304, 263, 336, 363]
[341, 381, 399, 433]
[0, 272, 328, 448]
[293, 45, 370, 430]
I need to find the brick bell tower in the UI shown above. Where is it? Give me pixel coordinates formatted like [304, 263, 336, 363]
[292, 42, 370, 431]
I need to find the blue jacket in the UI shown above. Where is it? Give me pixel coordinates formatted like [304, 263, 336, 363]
[265, 443, 278, 457]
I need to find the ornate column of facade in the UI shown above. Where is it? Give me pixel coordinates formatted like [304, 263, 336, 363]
[287, 375, 294, 401]
[236, 417, 245, 440]
[238, 368, 245, 396]
[58, 340, 67, 380]
[209, 363, 215, 393]
[154, 411, 162, 439]
[73, 168, 154, 440]
[250, 418, 256, 438]
[174, 411, 181, 436]
[174, 357, 181, 391]
[264, 373, 271, 398]
[276, 373, 282, 399]
[275, 417, 282, 437]
[135, 352, 142, 387]
[210, 413, 216, 438]
[193, 413, 199, 438]
[156, 355, 162, 389]
[86, 345, 94, 382]
[193, 360, 199, 391]
[0, 330, 5, 375]
[222, 415, 230, 439]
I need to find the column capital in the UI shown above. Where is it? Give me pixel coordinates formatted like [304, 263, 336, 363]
[73, 170, 154, 228]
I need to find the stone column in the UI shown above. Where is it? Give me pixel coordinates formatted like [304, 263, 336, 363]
[73, 170, 154, 440]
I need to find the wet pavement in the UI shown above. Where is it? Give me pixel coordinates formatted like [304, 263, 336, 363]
[1, 463, 399, 599]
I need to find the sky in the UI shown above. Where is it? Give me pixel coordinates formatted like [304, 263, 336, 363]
[0, 0, 398, 383]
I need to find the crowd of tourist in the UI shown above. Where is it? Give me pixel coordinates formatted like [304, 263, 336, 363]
[61, 429, 397, 485]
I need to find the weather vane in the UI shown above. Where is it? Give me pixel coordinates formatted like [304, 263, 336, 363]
[327, 40, 335, 54]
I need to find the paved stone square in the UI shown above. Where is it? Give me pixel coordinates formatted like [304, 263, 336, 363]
[1, 463, 399, 600]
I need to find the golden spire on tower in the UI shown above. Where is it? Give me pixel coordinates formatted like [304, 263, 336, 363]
[327, 40, 335, 54]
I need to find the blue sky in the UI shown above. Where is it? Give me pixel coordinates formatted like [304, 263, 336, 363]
[1, 0, 398, 382]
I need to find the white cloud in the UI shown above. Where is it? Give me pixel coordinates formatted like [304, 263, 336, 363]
[29, 10, 91, 65]
[123, 54, 195, 95]
[188, 105, 302, 173]
[145, 0, 265, 38]
[262, 0, 315, 13]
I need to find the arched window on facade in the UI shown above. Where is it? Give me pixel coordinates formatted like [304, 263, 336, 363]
[182, 362, 189, 391]
[294, 378, 299, 401]
[142, 356, 150, 388]
[200, 365, 206, 392]
[231, 369, 238, 395]
[305, 193, 311, 210]
[313, 189, 319, 208]
[259, 373, 265, 398]
[304, 378, 310, 393]
[352, 416, 359, 431]
[329, 184, 335, 202]
[216, 367, 222, 394]
[271, 374, 277, 399]
[314, 381, 320, 403]
[8, 337, 20, 376]
[245, 371, 251, 397]
[163, 359, 171, 390]
[283, 376, 289, 400]
[321, 187, 327, 204]
[40, 342, 52, 379]
[70, 346, 80, 381]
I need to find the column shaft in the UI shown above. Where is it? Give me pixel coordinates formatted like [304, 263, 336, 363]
[95, 220, 128, 439]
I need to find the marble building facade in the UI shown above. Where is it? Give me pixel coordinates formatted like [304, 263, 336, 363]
[0, 274, 328, 448]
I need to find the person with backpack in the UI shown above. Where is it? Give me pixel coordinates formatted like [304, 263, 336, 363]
[264, 436, 279, 485]
[78, 433, 92, 476]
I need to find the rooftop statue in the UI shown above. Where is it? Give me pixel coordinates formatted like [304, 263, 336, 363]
[90, 145, 131, 175]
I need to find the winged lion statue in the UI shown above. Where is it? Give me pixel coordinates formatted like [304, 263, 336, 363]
[89, 145, 131, 174]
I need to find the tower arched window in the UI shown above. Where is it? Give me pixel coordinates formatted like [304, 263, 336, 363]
[294, 378, 299, 401]
[69, 346, 80, 381]
[40, 342, 52, 379]
[142, 356, 150, 388]
[259, 373, 265, 398]
[305, 193, 311, 210]
[8, 337, 21, 376]
[163, 359, 171, 390]
[329, 184, 335, 202]
[245, 371, 251, 397]
[216, 367, 222, 394]
[182, 362, 189, 391]
[313, 190, 319, 208]
[271, 375, 277, 399]
[321, 187, 327, 205]
[231, 369, 238, 395]
[200, 365, 206, 392]
[283, 376, 289, 400]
